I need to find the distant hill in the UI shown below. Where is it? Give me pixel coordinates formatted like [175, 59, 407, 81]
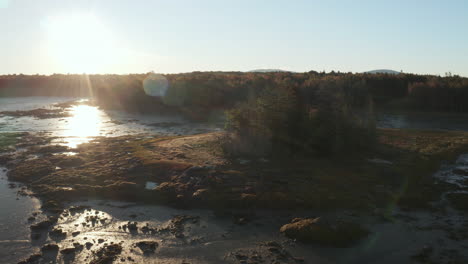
[248, 69, 289, 73]
[365, 69, 402, 74]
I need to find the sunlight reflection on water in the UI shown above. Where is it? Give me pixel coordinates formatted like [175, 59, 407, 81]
[1, 97, 221, 149]
[61, 104, 107, 148]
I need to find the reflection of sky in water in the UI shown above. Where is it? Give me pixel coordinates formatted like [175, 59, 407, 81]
[0, 97, 76, 111]
[0, 169, 43, 263]
[377, 112, 468, 131]
[0, 97, 221, 148]
[434, 154, 468, 188]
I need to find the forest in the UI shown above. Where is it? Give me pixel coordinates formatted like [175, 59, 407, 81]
[1, 71, 466, 112]
[1, 71, 467, 156]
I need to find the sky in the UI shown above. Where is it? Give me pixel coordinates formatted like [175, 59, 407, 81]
[0, 0, 467, 76]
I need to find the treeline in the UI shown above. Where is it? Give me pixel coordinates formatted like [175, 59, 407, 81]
[2, 71, 467, 156]
[408, 77, 468, 112]
[0, 71, 467, 113]
[0, 74, 91, 97]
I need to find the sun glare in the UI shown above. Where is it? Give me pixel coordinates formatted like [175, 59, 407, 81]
[43, 14, 117, 73]
[62, 104, 104, 148]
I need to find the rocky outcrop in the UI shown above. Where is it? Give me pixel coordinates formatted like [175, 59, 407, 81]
[90, 244, 122, 264]
[8, 159, 55, 182]
[135, 241, 158, 254]
[280, 217, 369, 247]
[30, 218, 56, 232]
[41, 244, 59, 253]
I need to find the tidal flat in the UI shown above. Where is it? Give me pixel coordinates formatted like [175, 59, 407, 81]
[1, 98, 468, 264]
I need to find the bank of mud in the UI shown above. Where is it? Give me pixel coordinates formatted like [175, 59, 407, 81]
[1, 128, 468, 263]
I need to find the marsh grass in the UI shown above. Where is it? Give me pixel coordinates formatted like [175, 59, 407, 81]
[0, 132, 23, 152]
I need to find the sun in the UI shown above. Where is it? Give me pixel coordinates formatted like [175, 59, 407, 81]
[43, 13, 117, 73]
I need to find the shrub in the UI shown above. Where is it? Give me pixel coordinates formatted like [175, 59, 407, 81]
[224, 84, 376, 157]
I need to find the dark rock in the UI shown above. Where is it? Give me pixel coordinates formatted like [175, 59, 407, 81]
[68, 205, 91, 213]
[446, 192, 468, 211]
[31, 233, 41, 240]
[239, 193, 257, 207]
[234, 217, 249, 225]
[73, 242, 84, 251]
[0, 154, 14, 165]
[159, 215, 199, 239]
[30, 220, 54, 231]
[49, 228, 67, 238]
[280, 217, 369, 247]
[411, 246, 434, 262]
[8, 159, 55, 182]
[60, 247, 76, 255]
[127, 222, 138, 231]
[56, 156, 85, 168]
[41, 200, 63, 212]
[154, 182, 184, 200]
[453, 168, 468, 176]
[90, 244, 122, 264]
[140, 225, 150, 233]
[135, 241, 158, 254]
[184, 166, 205, 176]
[41, 243, 59, 253]
[19, 253, 42, 264]
[265, 241, 282, 248]
[235, 253, 248, 260]
[192, 188, 210, 200]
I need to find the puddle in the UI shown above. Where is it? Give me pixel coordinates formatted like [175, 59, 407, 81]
[53, 152, 78, 156]
[145, 181, 158, 190]
[434, 154, 468, 188]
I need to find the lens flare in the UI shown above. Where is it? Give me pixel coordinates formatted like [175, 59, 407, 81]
[143, 73, 169, 97]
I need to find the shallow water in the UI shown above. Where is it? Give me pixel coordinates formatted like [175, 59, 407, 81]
[42, 200, 305, 264]
[378, 111, 468, 191]
[0, 97, 76, 112]
[10, 198, 466, 264]
[0, 168, 43, 264]
[0, 97, 224, 262]
[0, 97, 221, 148]
[433, 154, 468, 189]
[377, 111, 468, 131]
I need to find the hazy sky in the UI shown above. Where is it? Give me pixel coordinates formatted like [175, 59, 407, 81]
[1, 0, 467, 75]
